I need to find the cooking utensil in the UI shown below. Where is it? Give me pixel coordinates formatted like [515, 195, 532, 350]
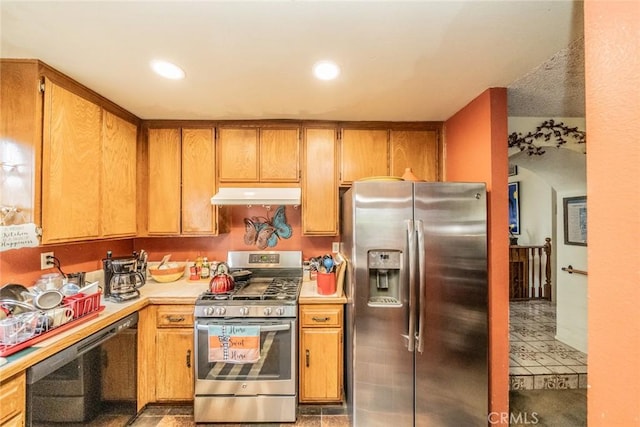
[231, 270, 252, 282]
[157, 254, 172, 270]
[209, 263, 234, 294]
[322, 256, 334, 273]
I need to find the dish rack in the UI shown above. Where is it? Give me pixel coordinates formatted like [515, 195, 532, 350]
[0, 292, 104, 357]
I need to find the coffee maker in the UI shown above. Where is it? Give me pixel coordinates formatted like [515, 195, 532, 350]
[102, 250, 147, 302]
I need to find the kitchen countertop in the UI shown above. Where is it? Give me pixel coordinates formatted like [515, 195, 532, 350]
[0, 276, 345, 381]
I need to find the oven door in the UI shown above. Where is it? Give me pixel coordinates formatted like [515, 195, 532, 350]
[194, 317, 297, 396]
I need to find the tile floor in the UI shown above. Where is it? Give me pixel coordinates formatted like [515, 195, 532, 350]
[509, 300, 587, 391]
[126, 403, 350, 427]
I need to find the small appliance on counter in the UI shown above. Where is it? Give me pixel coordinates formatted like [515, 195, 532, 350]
[102, 250, 147, 302]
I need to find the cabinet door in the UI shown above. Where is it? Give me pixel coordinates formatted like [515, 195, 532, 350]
[156, 329, 194, 401]
[102, 111, 137, 237]
[147, 128, 181, 234]
[218, 128, 259, 182]
[182, 128, 217, 234]
[300, 328, 342, 402]
[390, 130, 439, 181]
[41, 79, 102, 243]
[260, 128, 300, 182]
[302, 128, 337, 235]
[340, 129, 388, 184]
[0, 372, 25, 425]
[101, 329, 137, 401]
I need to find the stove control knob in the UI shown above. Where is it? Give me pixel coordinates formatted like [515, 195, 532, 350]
[263, 307, 272, 316]
[214, 307, 226, 316]
[206, 307, 215, 316]
[275, 307, 285, 316]
[240, 307, 249, 316]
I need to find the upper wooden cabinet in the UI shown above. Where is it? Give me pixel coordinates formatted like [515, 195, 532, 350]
[1, 60, 140, 244]
[101, 111, 138, 238]
[145, 127, 228, 236]
[339, 129, 389, 184]
[217, 126, 300, 183]
[339, 126, 440, 185]
[302, 128, 338, 235]
[390, 129, 439, 182]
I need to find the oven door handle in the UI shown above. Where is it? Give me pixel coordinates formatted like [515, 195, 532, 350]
[196, 323, 291, 332]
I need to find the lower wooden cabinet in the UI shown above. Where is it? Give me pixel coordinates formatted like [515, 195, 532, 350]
[299, 304, 343, 402]
[0, 372, 25, 427]
[155, 305, 194, 401]
[138, 304, 195, 405]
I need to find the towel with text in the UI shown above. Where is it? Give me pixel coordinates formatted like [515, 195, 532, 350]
[208, 325, 260, 364]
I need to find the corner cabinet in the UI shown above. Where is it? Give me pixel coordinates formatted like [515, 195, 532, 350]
[299, 304, 343, 403]
[145, 127, 229, 236]
[217, 126, 300, 183]
[0, 60, 139, 244]
[302, 128, 338, 235]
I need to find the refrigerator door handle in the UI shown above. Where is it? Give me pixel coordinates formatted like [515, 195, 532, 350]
[403, 219, 417, 352]
[416, 219, 426, 353]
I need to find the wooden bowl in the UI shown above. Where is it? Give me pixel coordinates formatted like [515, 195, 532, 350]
[148, 263, 186, 283]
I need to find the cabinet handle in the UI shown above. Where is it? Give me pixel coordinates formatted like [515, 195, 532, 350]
[102, 349, 108, 368]
[166, 315, 185, 323]
[186, 350, 191, 368]
[305, 349, 310, 367]
[312, 316, 330, 322]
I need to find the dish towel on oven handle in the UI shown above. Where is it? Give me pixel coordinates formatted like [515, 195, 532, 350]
[208, 325, 261, 364]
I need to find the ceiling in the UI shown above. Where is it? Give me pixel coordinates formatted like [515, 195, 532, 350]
[0, 1, 585, 122]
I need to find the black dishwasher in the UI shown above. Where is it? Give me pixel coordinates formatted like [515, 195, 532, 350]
[26, 312, 138, 426]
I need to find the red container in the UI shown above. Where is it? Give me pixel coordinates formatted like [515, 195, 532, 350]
[316, 272, 336, 295]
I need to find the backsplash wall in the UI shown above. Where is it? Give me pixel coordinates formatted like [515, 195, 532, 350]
[1, 206, 336, 286]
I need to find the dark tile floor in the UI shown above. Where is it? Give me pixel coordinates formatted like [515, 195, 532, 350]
[126, 404, 350, 427]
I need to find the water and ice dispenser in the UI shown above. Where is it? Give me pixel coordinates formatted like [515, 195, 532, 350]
[367, 250, 402, 307]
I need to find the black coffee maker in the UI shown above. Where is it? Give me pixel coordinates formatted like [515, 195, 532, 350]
[102, 250, 147, 302]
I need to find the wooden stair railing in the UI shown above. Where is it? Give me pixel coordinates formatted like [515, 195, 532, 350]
[509, 237, 552, 300]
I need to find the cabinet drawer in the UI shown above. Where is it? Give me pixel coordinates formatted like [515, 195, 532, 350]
[156, 305, 194, 328]
[300, 305, 343, 328]
[0, 372, 25, 424]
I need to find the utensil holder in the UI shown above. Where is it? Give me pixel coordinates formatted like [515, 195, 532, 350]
[316, 271, 336, 295]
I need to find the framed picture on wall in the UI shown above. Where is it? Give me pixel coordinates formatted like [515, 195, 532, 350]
[508, 182, 520, 235]
[564, 196, 587, 246]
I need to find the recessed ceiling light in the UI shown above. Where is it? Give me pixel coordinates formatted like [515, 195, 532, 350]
[150, 59, 185, 80]
[313, 60, 340, 81]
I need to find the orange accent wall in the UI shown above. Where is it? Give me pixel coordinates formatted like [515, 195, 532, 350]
[584, 1, 640, 424]
[444, 87, 509, 420]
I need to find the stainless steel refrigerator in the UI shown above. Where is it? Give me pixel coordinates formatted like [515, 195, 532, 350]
[342, 181, 488, 426]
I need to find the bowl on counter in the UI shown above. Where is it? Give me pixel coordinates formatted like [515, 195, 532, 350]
[148, 262, 187, 283]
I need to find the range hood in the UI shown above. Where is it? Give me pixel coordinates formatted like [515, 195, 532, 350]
[211, 187, 301, 206]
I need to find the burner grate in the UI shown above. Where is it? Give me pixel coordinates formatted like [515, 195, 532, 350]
[196, 277, 302, 304]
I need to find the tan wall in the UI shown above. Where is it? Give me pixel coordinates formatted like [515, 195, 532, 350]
[444, 87, 509, 420]
[585, 0, 640, 424]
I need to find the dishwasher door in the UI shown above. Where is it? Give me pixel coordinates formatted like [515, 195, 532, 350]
[26, 312, 138, 426]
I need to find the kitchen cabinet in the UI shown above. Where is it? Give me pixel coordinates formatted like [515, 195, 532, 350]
[389, 129, 439, 182]
[41, 77, 103, 243]
[339, 129, 389, 184]
[0, 372, 25, 427]
[217, 126, 300, 183]
[101, 329, 137, 401]
[302, 127, 338, 235]
[0, 59, 140, 244]
[339, 126, 441, 185]
[154, 305, 195, 401]
[299, 304, 343, 402]
[101, 110, 138, 237]
[146, 127, 228, 236]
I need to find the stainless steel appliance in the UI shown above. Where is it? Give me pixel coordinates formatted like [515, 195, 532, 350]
[193, 250, 302, 423]
[342, 181, 488, 426]
[26, 313, 138, 426]
[102, 250, 147, 302]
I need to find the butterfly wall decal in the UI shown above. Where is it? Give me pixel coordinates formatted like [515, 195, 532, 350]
[243, 205, 293, 250]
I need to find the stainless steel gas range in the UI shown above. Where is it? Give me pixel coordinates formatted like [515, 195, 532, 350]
[193, 251, 302, 424]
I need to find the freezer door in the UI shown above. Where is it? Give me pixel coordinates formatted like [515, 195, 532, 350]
[413, 182, 488, 426]
[347, 181, 415, 427]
